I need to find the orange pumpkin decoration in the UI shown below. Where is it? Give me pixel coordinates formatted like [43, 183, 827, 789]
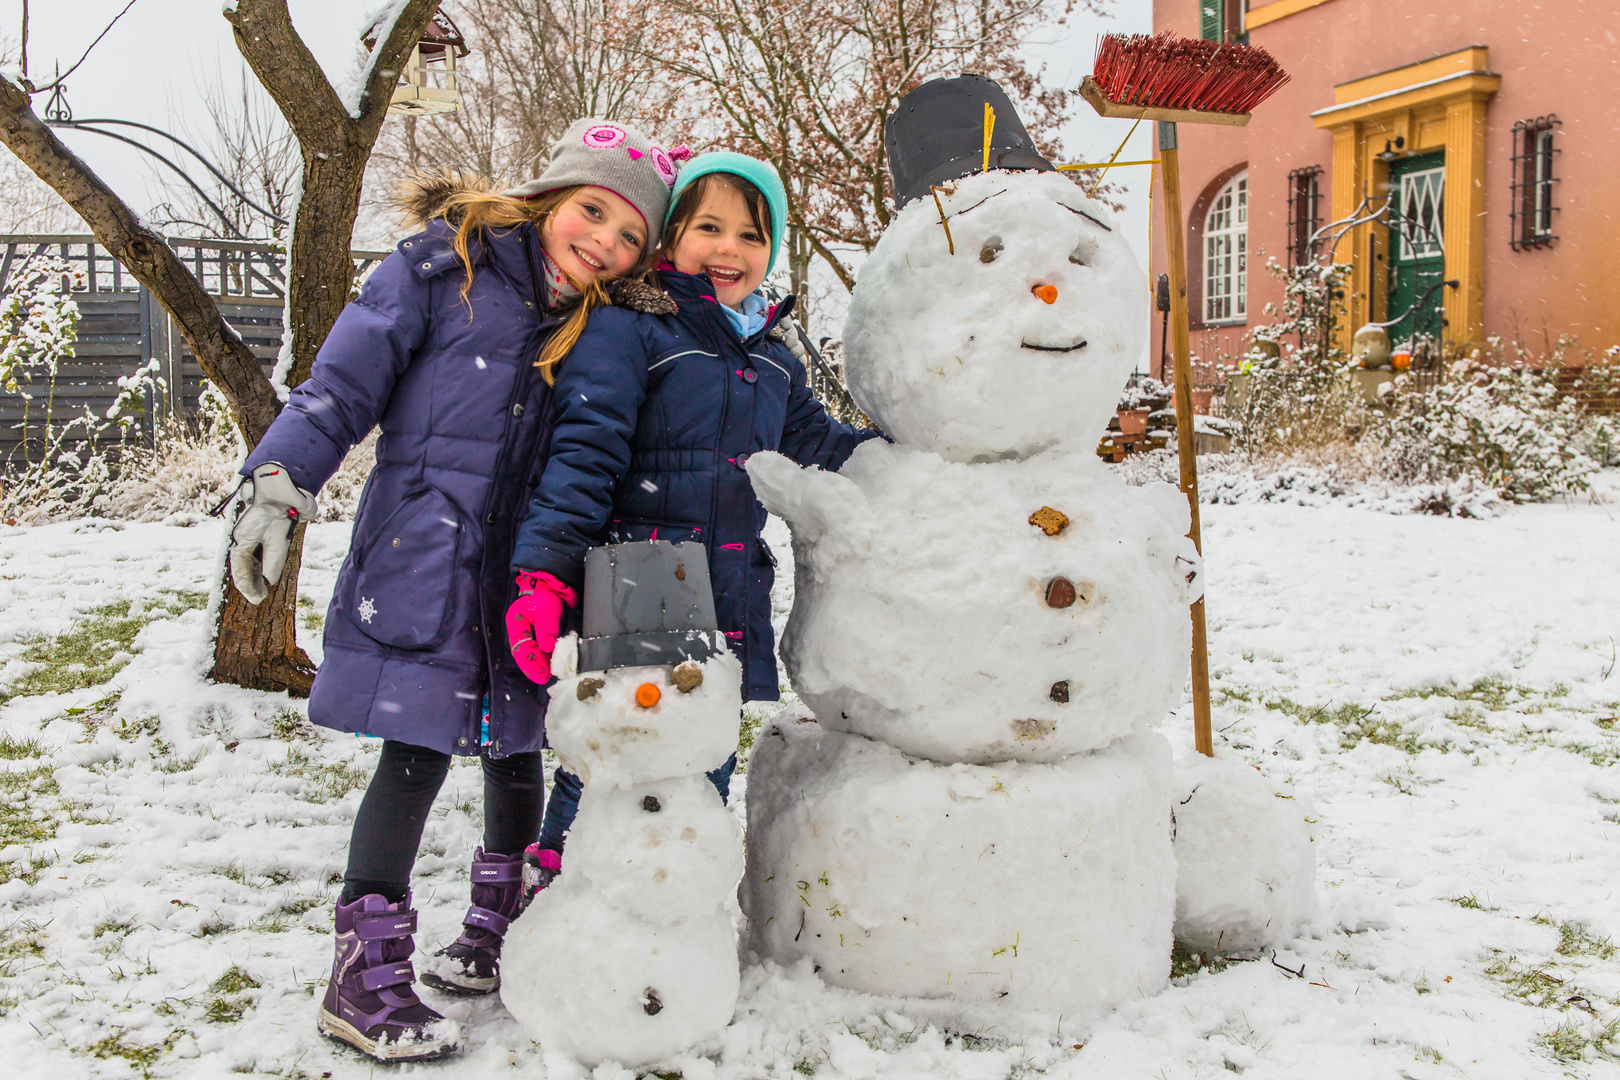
[1391, 352, 1412, 372]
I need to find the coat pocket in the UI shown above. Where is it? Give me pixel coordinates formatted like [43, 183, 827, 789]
[345, 488, 466, 650]
[605, 517, 706, 548]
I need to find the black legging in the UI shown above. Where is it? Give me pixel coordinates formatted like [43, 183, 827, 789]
[341, 740, 546, 904]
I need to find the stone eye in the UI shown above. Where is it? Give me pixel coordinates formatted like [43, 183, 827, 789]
[980, 239, 1003, 264]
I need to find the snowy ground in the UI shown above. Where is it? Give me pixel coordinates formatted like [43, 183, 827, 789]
[1, 477, 1618, 1079]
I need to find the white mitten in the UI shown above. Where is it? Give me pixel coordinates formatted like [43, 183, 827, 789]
[228, 462, 318, 604]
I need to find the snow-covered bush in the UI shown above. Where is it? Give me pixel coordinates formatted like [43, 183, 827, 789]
[1231, 260, 1367, 455]
[92, 383, 377, 524]
[1377, 352, 1606, 502]
[0, 256, 118, 523]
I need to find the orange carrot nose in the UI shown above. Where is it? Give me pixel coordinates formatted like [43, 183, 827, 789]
[1033, 284, 1058, 304]
[635, 682, 662, 708]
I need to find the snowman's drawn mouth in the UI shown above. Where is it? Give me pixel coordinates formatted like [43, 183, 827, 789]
[1020, 339, 1088, 352]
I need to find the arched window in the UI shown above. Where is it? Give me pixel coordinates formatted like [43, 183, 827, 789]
[1203, 171, 1248, 323]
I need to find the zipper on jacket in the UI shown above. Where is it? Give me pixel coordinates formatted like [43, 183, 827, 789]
[478, 225, 549, 752]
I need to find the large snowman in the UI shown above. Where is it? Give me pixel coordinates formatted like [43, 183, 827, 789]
[741, 76, 1311, 1036]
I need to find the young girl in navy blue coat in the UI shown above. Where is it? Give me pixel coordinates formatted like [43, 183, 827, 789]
[225, 120, 684, 1062]
[507, 153, 881, 874]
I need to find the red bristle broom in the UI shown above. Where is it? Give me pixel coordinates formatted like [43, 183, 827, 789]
[1082, 32, 1289, 758]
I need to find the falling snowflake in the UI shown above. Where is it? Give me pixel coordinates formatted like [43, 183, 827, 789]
[357, 596, 377, 624]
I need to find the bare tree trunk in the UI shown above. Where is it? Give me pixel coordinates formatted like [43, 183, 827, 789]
[213, 525, 318, 692]
[226, 0, 437, 386]
[201, 0, 438, 693]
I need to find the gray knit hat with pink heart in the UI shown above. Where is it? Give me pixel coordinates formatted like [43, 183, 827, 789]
[503, 119, 688, 247]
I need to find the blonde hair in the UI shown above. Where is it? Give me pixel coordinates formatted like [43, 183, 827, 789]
[432, 184, 630, 385]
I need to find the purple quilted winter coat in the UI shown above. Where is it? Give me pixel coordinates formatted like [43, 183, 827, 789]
[243, 193, 671, 757]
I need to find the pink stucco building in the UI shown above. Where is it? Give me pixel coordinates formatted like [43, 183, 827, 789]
[1147, 0, 1620, 380]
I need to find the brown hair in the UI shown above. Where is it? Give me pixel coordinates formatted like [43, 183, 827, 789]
[659, 172, 772, 265]
[431, 184, 639, 385]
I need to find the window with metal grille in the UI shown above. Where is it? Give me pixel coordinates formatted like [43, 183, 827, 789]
[1287, 166, 1323, 267]
[1203, 171, 1248, 324]
[1511, 116, 1559, 249]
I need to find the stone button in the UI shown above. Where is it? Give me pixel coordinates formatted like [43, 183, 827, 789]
[641, 795, 662, 813]
[1050, 680, 1070, 703]
[1045, 577, 1077, 608]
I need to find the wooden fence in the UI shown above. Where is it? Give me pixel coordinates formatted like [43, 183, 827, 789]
[1, 235, 389, 463]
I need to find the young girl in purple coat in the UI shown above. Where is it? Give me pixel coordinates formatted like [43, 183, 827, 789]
[226, 120, 682, 1062]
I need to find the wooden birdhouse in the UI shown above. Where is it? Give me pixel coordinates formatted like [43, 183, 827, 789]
[362, 7, 470, 117]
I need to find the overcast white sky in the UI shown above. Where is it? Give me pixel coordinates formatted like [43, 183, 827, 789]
[4, 0, 1154, 260]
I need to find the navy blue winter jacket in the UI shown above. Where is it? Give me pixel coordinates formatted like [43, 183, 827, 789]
[511, 269, 879, 699]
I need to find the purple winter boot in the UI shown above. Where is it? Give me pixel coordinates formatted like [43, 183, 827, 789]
[317, 893, 459, 1062]
[421, 847, 527, 995]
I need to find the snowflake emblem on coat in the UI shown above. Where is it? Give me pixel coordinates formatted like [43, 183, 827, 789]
[357, 596, 377, 624]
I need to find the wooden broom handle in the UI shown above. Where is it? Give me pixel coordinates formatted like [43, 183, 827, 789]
[1157, 122, 1214, 757]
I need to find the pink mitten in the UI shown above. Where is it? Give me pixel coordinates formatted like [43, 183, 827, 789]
[506, 571, 577, 684]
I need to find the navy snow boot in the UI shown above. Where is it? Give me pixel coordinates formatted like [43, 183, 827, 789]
[317, 893, 459, 1062]
[422, 847, 526, 995]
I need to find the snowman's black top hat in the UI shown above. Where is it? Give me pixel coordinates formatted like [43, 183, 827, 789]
[579, 541, 721, 671]
[885, 74, 1054, 208]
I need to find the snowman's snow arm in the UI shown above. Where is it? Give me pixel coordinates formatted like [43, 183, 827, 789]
[745, 451, 867, 536]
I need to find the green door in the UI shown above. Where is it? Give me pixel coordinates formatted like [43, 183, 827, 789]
[1386, 152, 1446, 346]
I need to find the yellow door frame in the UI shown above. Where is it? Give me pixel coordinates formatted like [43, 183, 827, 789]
[1312, 47, 1500, 353]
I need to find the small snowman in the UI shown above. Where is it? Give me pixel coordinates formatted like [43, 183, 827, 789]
[501, 542, 743, 1071]
[743, 76, 1311, 1035]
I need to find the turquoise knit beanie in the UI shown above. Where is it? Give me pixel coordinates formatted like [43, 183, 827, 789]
[665, 152, 788, 275]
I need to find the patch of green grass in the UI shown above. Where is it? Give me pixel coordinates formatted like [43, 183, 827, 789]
[268, 708, 316, 742]
[0, 917, 49, 977]
[253, 892, 327, 934]
[1539, 1016, 1620, 1063]
[297, 594, 325, 630]
[210, 965, 261, 996]
[1170, 941, 1242, 979]
[269, 747, 369, 803]
[0, 733, 46, 759]
[0, 590, 206, 704]
[0, 764, 62, 847]
[94, 916, 135, 938]
[1394, 677, 1531, 709]
[214, 862, 295, 889]
[1447, 893, 1492, 910]
[1554, 922, 1618, 961]
[87, 1031, 168, 1077]
[1485, 954, 1580, 1010]
[1262, 695, 1426, 753]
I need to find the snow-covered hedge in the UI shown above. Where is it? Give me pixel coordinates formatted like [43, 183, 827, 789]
[1378, 358, 1615, 503]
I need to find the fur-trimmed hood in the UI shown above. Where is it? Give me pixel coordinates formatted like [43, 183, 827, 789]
[393, 171, 494, 228]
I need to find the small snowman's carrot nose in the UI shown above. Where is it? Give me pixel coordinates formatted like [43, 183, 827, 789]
[635, 682, 662, 708]
[1032, 284, 1058, 304]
